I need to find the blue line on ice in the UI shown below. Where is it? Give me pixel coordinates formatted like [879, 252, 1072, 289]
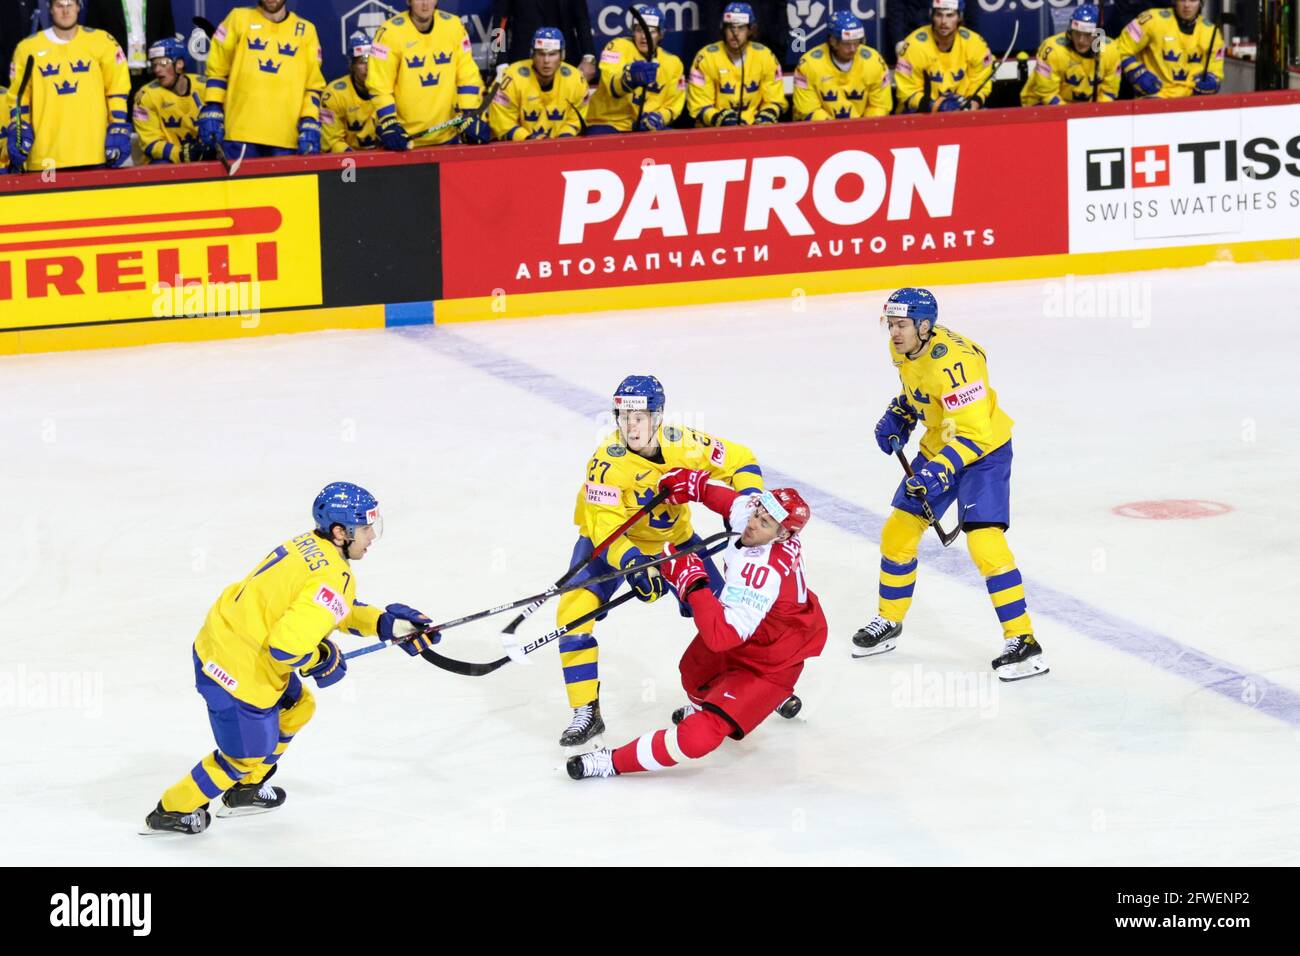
[406, 327, 1300, 729]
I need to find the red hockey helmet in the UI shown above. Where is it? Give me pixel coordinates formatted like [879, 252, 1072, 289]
[757, 487, 811, 536]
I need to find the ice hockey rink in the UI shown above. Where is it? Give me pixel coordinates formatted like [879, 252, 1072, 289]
[2, 260, 1298, 866]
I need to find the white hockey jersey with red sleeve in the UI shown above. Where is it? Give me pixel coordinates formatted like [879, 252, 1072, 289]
[686, 485, 827, 677]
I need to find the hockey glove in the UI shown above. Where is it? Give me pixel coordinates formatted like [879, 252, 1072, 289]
[1193, 72, 1220, 95]
[103, 121, 132, 167]
[874, 395, 918, 454]
[459, 112, 493, 144]
[904, 463, 953, 499]
[300, 638, 347, 688]
[297, 117, 321, 155]
[935, 92, 963, 112]
[377, 113, 409, 151]
[634, 111, 667, 132]
[1123, 60, 1162, 97]
[660, 543, 710, 598]
[622, 59, 659, 90]
[525, 127, 549, 139]
[197, 103, 225, 149]
[753, 107, 780, 124]
[659, 467, 710, 504]
[7, 111, 33, 169]
[621, 549, 666, 603]
[711, 108, 742, 127]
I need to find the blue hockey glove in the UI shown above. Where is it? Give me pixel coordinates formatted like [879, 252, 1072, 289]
[1193, 72, 1219, 95]
[634, 111, 667, 131]
[904, 464, 954, 499]
[104, 121, 132, 167]
[622, 59, 659, 90]
[378, 603, 440, 656]
[300, 638, 347, 688]
[935, 92, 963, 112]
[874, 395, 918, 454]
[8, 110, 33, 169]
[297, 117, 321, 155]
[459, 111, 492, 144]
[712, 108, 742, 127]
[197, 103, 224, 149]
[753, 107, 780, 124]
[377, 113, 409, 151]
[1124, 61, 1162, 96]
[621, 549, 666, 603]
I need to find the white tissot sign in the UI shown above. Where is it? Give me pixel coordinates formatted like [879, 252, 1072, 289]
[1066, 103, 1300, 253]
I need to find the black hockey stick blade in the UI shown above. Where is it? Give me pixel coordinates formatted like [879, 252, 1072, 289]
[192, 16, 217, 38]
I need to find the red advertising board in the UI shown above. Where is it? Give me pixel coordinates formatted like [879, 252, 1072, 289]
[439, 115, 1070, 299]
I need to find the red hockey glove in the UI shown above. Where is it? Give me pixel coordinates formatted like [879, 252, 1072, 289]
[661, 543, 709, 597]
[658, 467, 709, 504]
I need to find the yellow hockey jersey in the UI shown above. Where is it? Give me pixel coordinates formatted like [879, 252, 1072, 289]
[889, 326, 1014, 475]
[575, 424, 764, 568]
[6, 26, 129, 170]
[894, 26, 992, 113]
[321, 74, 377, 152]
[1020, 32, 1122, 105]
[585, 37, 685, 132]
[0, 85, 8, 168]
[133, 76, 208, 162]
[489, 60, 590, 141]
[1117, 9, 1224, 98]
[193, 531, 384, 709]
[366, 11, 481, 147]
[204, 6, 324, 150]
[686, 41, 786, 126]
[792, 42, 892, 120]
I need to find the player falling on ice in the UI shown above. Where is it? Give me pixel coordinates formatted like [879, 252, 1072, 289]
[851, 288, 1049, 681]
[142, 483, 437, 835]
[555, 375, 764, 748]
[568, 477, 826, 780]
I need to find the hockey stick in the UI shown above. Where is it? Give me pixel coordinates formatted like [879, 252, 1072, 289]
[958, 19, 1018, 109]
[627, 5, 657, 128]
[7, 55, 34, 174]
[424, 591, 639, 677]
[1199, 11, 1233, 88]
[1089, 29, 1106, 102]
[501, 487, 670, 634]
[896, 450, 961, 547]
[343, 528, 735, 661]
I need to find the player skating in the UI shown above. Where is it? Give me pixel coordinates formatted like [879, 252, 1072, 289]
[555, 375, 764, 747]
[568, 479, 826, 780]
[851, 288, 1049, 682]
[142, 483, 437, 835]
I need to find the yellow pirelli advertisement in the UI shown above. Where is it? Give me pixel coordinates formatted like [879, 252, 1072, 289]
[0, 176, 323, 333]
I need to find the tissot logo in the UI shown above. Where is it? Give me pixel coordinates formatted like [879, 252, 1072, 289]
[1085, 135, 1300, 191]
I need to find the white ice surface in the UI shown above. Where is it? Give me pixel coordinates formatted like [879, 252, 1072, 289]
[2, 261, 1298, 866]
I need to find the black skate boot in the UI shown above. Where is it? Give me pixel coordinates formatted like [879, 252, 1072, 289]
[566, 748, 617, 780]
[216, 765, 286, 818]
[140, 801, 210, 835]
[851, 616, 902, 658]
[775, 695, 802, 719]
[559, 700, 605, 747]
[671, 701, 702, 725]
[991, 635, 1049, 682]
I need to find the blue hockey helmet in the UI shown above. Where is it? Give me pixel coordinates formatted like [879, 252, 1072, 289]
[348, 30, 372, 59]
[828, 11, 866, 42]
[722, 3, 754, 26]
[931, 0, 965, 13]
[532, 26, 565, 52]
[613, 374, 666, 414]
[883, 288, 939, 334]
[313, 482, 382, 541]
[1070, 4, 1100, 33]
[631, 4, 665, 31]
[147, 36, 187, 65]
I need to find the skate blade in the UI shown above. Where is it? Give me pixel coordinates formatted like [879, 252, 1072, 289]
[563, 734, 605, 756]
[995, 659, 1050, 682]
[213, 803, 280, 819]
[850, 638, 897, 659]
